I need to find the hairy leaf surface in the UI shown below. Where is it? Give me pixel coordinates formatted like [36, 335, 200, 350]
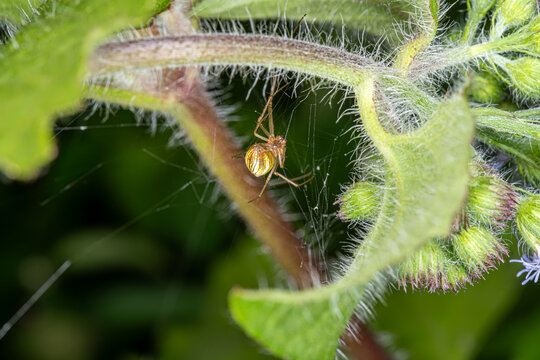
[192, 0, 418, 41]
[474, 107, 540, 139]
[477, 127, 540, 184]
[0, 0, 157, 179]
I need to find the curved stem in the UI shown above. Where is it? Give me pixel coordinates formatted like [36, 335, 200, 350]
[90, 34, 378, 87]
[89, 33, 443, 129]
[355, 77, 390, 147]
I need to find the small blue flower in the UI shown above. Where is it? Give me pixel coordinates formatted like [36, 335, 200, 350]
[510, 253, 540, 285]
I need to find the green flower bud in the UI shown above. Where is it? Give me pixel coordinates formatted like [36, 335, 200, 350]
[467, 71, 505, 103]
[467, 176, 518, 225]
[515, 195, 540, 251]
[396, 241, 471, 293]
[444, 261, 473, 291]
[335, 182, 382, 221]
[505, 57, 540, 99]
[495, 0, 536, 30]
[451, 226, 508, 276]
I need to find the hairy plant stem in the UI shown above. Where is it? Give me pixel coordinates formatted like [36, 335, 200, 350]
[89, 33, 440, 121]
[394, 0, 437, 71]
[90, 34, 378, 86]
[88, 28, 530, 111]
[88, 31, 475, 102]
[409, 30, 534, 76]
[355, 78, 388, 148]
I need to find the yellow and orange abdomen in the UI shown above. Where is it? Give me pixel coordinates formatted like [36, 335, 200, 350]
[245, 144, 274, 177]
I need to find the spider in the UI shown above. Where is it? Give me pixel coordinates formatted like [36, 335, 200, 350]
[245, 78, 314, 201]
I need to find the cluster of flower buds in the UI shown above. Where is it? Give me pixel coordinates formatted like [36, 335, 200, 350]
[395, 225, 509, 293]
[334, 1, 540, 291]
[336, 172, 519, 292]
[451, 226, 508, 273]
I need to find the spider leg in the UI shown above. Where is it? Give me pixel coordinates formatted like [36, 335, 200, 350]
[254, 112, 271, 141]
[249, 164, 277, 202]
[255, 77, 290, 140]
[268, 79, 275, 135]
[274, 171, 315, 187]
[268, 81, 290, 135]
[269, 173, 314, 187]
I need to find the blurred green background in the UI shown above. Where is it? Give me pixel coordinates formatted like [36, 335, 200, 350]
[1, 42, 540, 360]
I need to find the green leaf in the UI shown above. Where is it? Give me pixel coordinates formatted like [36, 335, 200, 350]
[474, 107, 540, 139]
[0, 0, 158, 180]
[230, 285, 360, 360]
[477, 126, 540, 184]
[192, 0, 416, 41]
[229, 88, 474, 360]
[474, 107, 540, 184]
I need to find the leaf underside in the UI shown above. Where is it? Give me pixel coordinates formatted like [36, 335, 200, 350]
[477, 127, 540, 184]
[230, 94, 474, 360]
[474, 107, 540, 139]
[0, 0, 158, 180]
[474, 107, 540, 183]
[192, 0, 416, 42]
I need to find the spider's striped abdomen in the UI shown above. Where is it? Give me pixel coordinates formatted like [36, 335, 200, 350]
[245, 143, 274, 177]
